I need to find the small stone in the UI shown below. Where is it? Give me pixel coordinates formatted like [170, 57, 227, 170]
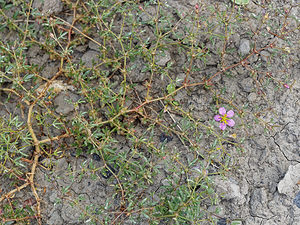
[54, 92, 80, 114]
[53, 158, 68, 175]
[28, 45, 40, 58]
[260, 50, 271, 62]
[88, 38, 102, 51]
[41, 0, 63, 15]
[42, 63, 59, 79]
[156, 51, 171, 66]
[239, 77, 253, 93]
[239, 39, 251, 56]
[81, 50, 101, 68]
[75, 45, 87, 52]
[293, 191, 300, 208]
[278, 164, 300, 197]
[30, 54, 49, 66]
[248, 92, 257, 102]
[213, 176, 246, 204]
[128, 60, 149, 82]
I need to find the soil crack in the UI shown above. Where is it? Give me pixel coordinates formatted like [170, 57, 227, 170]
[272, 122, 300, 163]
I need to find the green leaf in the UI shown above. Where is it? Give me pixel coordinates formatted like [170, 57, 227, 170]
[231, 0, 249, 5]
[23, 73, 35, 82]
[167, 83, 175, 94]
[172, 100, 179, 106]
[231, 220, 243, 225]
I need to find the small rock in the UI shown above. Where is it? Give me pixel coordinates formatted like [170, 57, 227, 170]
[75, 45, 87, 52]
[294, 191, 300, 208]
[81, 50, 101, 68]
[128, 60, 149, 82]
[30, 54, 49, 66]
[239, 39, 251, 56]
[54, 92, 79, 114]
[247, 92, 257, 102]
[156, 50, 171, 66]
[260, 50, 271, 62]
[230, 33, 240, 48]
[214, 176, 246, 204]
[53, 158, 68, 175]
[34, 0, 63, 16]
[239, 77, 253, 93]
[278, 164, 300, 197]
[88, 38, 102, 51]
[28, 45, 40, 58]
[41, 63, 59, 79]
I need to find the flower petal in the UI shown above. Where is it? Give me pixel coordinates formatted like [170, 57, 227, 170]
[214, 115, 222, 122]
[219, 107, 226, 115]
[219, 122, 226, 130]
[227, 119, 235, 127]
[227, 110, 234, 118]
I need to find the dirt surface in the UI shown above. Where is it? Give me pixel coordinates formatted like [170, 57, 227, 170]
[0, 0, 299, 224]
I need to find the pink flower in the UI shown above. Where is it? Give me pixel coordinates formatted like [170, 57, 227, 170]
[214, 107, 235, 130]
[283, 84, 290, 89]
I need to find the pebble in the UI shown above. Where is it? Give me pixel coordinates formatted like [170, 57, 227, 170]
[81, 50, 101, 68]
[54, 92, 80, 114]
[260, 50, 271, 62]
[239, 39, 251, 56]
[278, 164, 300, 197]
[42, 0, 63, 15]
[247, 92, 257, 102]
[239, 77, 253, 93]
[293, 191, 300, 208]
[156, 51, 171, 66]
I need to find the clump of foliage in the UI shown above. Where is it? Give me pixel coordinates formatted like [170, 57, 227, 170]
[0, 0, 297, 224]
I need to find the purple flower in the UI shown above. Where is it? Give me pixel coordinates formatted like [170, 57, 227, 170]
[214, 107, 235, 130]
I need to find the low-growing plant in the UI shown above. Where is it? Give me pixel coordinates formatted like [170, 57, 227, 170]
[0, 0, 297, 224]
